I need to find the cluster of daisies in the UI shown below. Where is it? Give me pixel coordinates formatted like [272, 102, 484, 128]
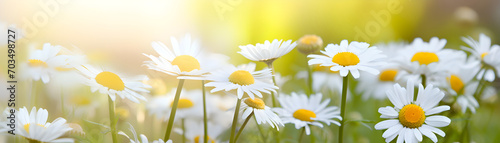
[3, 33, 498, 143]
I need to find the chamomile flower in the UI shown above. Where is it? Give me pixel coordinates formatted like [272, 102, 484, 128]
[175, 119, 224, 143]
[396, 37, 463, 83]
[238, 39, 297, 63]
[16, 107, 74, 143]
[21, 43, 70, 83]
[75, 64, 151, 103]
[119, 124, 171, 143]
[274, 93, 341, 135]
[143, 34, 227, 80]
[461, 33, 500, 82]
[308, 40, 386, 78]
[241, 98, 283, 130]
[375, 80, 451, 143]
[147, 89, 205, 120]
[205, 63, 278, 99]
[357, 42, 406, 100]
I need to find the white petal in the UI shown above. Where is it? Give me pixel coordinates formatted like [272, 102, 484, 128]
[425, 116, 451, 127]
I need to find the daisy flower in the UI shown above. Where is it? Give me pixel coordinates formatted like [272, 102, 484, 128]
[143, 34, 227, 80]
[175, 119, 224, 143]
[374, 80, 451, 143]
[16, 107, 74, 143]
[296, 34, 323, 55]
[396, 37, 464, 84]
[21, 43, 70, 83]
[357, 42, 406, 100]
[308, 40, 386, 78]
[274, 93, 341, 135]
[75, 64, 151, 103]
[241, 98, 283, 130]
[119, 124, 171, 143]
[461, 33, 500, 82]
[147, 89, 205, 120]
[238, 39, 297, 63]
[205, 62, 278, 99]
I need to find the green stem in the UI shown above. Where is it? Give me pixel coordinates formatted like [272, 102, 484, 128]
[266, 62, 279, 107]
[299, 127, 305, 143]
[164, 79, 186, 141]
[182, 119, 186, 143]
[108, 96, 118, 143]
[460, 113, 471, 143]
[254, 117, 267, 142]
[229, 98, 242, 143]
[202, 80, 208, 143]
[31, 81, 37, 107]
[60, 88, 65, 115]
[338, 75, 349, 143]
[473, 71, 487, 100]
[234, 112, 254, 142]
[421, 74, 427, 87]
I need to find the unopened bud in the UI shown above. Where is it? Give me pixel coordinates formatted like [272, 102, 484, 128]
[296, 35, 323, 55]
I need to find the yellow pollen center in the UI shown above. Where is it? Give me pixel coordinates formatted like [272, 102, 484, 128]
[411, 52, 439, 65]
[379, 69, 398, 81]
[172, 98, 195, 109]
[56, 67, 74, 71]
[293, 109, 317, 122]
[24, 123, 45, 133]
[332, 52, 360, 67]
[399, 104, 426, 128]
[481, 52, 488, 60]
[449, 74, 465, 94]
[95, 71, 125, 91]
[194, 135, 215, 143]
[28, 59, 48, 67]
[300, 36, 319, 45]
[171, 55, 201, 72]
[244, 98, 266, 109]
[70, 95, 92, 106]
[228, 70, 255, 86]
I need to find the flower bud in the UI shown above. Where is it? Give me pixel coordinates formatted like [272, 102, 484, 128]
[296, 35, 323, 55]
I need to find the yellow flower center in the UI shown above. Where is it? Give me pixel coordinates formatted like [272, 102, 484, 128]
[399, 104, 426, 128]
[332, 52, 360, 67]
[411, 52, 439, 65]
[244, 98, 266, 109]
[194, 135, 215, 143]
[115, 107, 130, 118]
[171, 55, 201, 72]
[28, 59, 48, 67]
[379, 69, 398, 81]
[293, 109, 317, 122]
[24, 123, 45, 133]
[70, 95, 92, 106]
[228, 70, 255, 86]
[300, 35, 320, 45]
[95, 71, 125, 91]
[55, 67, 74, 71]
[449, 74, 464, 94]
[172, 98, 195, 109]
[481, 52, 488, 60]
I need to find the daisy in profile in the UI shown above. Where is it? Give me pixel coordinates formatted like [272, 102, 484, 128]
[16, 107, 74, 143]
[440, 56, 480, 113]
[274, 93, 341, 135]
[396, 37, 463, 85]
[143, 34, 227, 80]
[75, 64, 151, 103]
[147, 89, 205, 120]
[21, 43, 70, 83]
[238, 39, 297, 63]
[205, 62, 278, 99]
[461, 33, 500, 82]
[119, 124, 171, 143]
[375, 80, 451, 143]
[308, 40, 386, 78]
[241, 97, 283, 130]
